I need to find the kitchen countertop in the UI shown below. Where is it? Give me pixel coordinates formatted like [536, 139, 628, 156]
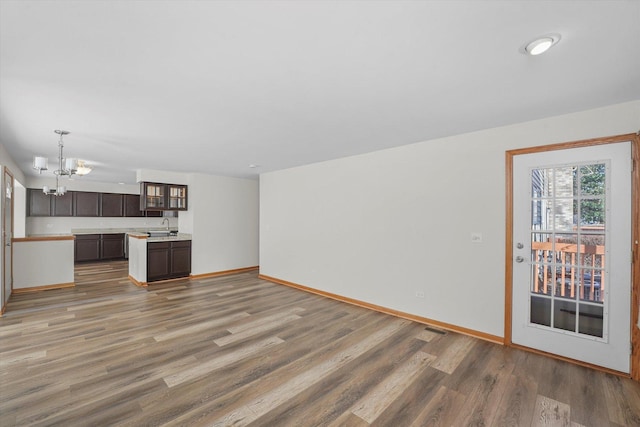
[146, 233, 192, 242]
[71, 227, 179, 235]
[126, 231, 192, 242]
[15, 234, 75, 241]
[71, 228, 191, 241]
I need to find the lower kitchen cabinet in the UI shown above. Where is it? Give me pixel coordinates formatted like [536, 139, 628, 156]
[101, 234, 125, 260]
[147, 240, 191, 282]
[75, 234, 101, 262]
[75, 233, 125, 262]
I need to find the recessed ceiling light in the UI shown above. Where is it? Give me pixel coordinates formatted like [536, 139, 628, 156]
[249, 164, 260, 168]
[521, 33, 561, 56]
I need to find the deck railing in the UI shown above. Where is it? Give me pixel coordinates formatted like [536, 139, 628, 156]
[531, 241, 605, 302]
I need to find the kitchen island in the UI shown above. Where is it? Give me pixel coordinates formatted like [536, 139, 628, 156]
[128, 232, 192, 286]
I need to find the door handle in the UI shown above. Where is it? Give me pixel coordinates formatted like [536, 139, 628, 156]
[515, 256, 525, 263]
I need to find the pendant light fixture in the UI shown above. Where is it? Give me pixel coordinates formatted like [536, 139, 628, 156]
[32, 129, 91, 196]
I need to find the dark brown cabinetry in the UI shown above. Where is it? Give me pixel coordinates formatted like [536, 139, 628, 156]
[147, 242, 171, 281]
[141, 182, 188, 211]
[28, 190, 170, 217]
[141, 182, 166, 210]
[169, 240, 192, 277]
[101, 234, 125, 259]
[100, 193, 124, 217]
[168, 185, 188, 210]
[53, 192, 74, 216]
[74, 234, 101, 262]
[147, 240, 191, 282]
[75, 233, 125, 262]
[74, 192, 100, 216]
[124, 194, 144, 217]
[27, 189, 52, 216]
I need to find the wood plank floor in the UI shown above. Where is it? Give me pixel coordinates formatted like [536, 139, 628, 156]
[1, 261, 639, 426]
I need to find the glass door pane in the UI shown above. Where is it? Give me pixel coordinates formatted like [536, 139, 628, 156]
[529, 162, 607, 339]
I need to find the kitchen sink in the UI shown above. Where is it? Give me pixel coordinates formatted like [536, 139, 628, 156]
[147, 231, 178, 237]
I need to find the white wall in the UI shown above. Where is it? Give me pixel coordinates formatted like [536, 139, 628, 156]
[0, 143, 26, 185]
[0, 143, 26, 307]
[260, 100, 640, 338]
[14, 181, 26, 238]
[187, 173, 259, 275]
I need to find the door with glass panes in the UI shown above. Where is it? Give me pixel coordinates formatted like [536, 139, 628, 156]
[511, 141, 632, 373]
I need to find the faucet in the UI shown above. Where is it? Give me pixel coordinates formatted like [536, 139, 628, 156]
[162, 218, 170, 230]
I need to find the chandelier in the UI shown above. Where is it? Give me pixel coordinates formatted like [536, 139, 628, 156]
[32, 129, 92, 196]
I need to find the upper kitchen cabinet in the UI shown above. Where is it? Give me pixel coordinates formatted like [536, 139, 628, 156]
[27, 189, 174, 217]
[141, 182, 166, 210]
[140, 182, 188, 211]
[168, 185, 187, 210]
[27, 189, 52, 216]
[53, 192, 74, 216]
[27, 188, 73, 217]
[124, 194, 144, 217]
[100, 193, 124, 217]
[74, 191, 100, 217]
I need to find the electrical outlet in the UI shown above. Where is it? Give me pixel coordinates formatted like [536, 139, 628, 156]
[415, 291, 425, 298]
[471, 232, 483, 243]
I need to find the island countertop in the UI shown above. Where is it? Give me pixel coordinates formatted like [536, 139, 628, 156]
[128, 232, 192, 242]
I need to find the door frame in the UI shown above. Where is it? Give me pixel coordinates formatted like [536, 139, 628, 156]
[1, 167, 14, 315]
[504, 132, 640, 380]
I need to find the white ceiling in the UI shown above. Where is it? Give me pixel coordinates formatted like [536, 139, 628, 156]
[1, 0, 639, 184]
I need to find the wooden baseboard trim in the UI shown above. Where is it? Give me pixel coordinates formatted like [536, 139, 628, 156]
[12, 282, 75, 294]
[510, 342, 630, 378]
[259, 274, 504, 345]
[128, 275, 147, 287]
[191, 266, 259, 280]
[0, 303, 6, 317]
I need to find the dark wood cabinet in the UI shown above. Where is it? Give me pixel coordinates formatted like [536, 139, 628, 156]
[141, 182, 166, 210]
[75, 233, 125, 262]
[101, 234, 125, 259]
[124, 194, 144, 217]
[168, 185, 188, 210]
[141, 182, 188, 211]
[100, 193, 124, 217]
[74, 191, 100, 216]
[147, 242, 171, 281]
[28, 189, 184, 217]
[74, 234, 101, 262]
[53, 192, 74, 216]
[27, 189, 52, 216]
[147, 240, 191, 282]
[170, 241, 192, 277]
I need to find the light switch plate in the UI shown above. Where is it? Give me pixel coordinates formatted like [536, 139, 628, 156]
[471, 232, 482, 243]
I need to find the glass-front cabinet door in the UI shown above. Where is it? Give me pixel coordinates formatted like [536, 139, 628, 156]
[168, 185, 187, 210]
[140, 182, 188, 211]
[141, 182, 166, 210]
